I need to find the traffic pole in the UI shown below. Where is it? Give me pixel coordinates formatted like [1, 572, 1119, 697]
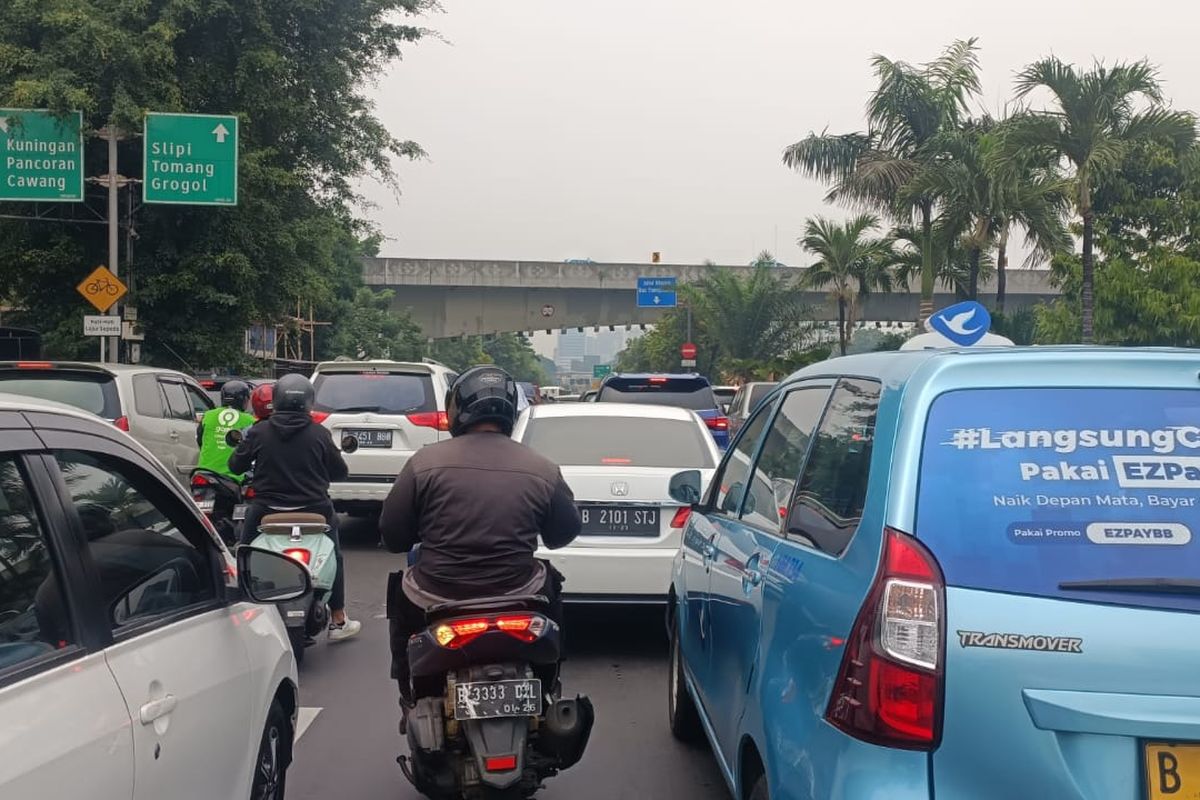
[105, 129, 120, 363]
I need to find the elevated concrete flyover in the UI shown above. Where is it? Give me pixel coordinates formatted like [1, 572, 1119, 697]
[363, 258, 1060, 338]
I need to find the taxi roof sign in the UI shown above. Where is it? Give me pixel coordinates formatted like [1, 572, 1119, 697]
[77, 265, 128, 313]
[902, 300, 1013, 350]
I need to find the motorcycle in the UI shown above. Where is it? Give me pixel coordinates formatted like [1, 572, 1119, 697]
[398, 552, 594, 797]
[189, 468, 246, 546]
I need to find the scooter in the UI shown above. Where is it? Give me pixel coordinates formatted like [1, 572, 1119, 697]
[189, 469, 246, 546]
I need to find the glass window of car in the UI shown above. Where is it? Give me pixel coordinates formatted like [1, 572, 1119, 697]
[54, 451, 218, 630]
[159, 380, 194, 421]
[597, 376, 717, 411]
[184, 384, 212, 419]
[312, 371, 436, 415]
[523, 416, 715, 468]
[786, 379, 881, 556]
[132, 374, 164, 418]
[0, 456, 76, 675]
[740, 387, 831, 534]
[710, 400, 774, 515]
[748, 383, 777, 413]
[0, 368, 121, 419]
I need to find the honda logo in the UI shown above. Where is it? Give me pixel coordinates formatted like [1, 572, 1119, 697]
[610, 481, 629, 497]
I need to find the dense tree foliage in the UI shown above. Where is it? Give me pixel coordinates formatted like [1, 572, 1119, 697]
[0, 0, 432, 367]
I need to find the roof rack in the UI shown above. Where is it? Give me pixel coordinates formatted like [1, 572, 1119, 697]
[421, 357, 450, 369]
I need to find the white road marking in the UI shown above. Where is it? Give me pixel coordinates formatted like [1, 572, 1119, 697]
[295, 707, 322, 742]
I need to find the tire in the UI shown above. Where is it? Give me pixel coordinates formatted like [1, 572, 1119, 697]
[288, 628, 307, 666]
[748, 775, 769, 800]
[668, 615, 703, 743]
[250, 700, 290, 800]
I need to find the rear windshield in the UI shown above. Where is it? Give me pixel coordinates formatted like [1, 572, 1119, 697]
[917, 387, 1200, 613]
[312, 372, 435, 415]
[748, 383, 776, 411]
[597, 377, 716, 411]
[0, 370, 120, 418]
[523, 417, 714, 468]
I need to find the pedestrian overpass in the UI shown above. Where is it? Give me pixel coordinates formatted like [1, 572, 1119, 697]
[363, 258, 1059, 339]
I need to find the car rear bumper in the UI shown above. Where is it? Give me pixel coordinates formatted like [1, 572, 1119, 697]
[328, 477, 397, 504]
[537, 545, 675, 600]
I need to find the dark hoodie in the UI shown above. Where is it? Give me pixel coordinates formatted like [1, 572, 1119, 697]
[229, 411, 348, 507]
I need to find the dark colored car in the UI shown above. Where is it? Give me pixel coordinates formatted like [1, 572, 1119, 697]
[726, 381, 779, 439]
[596, 373, 728, 448]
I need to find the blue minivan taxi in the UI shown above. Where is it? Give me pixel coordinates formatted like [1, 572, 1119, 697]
[666, 346, 1200, 800]
[597, 373, 730, 448]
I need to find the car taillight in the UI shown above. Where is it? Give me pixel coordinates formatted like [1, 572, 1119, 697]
[283, 548, 311, 566]
[705, 416, 729, 431]
[16, 362, 54, 369]
[191, 474, 209, 487]
[407, 411, 450, 432]
[433, 614, 547, 648]
[670, 507, 691, 528]
[244, 486, 256, 499]
[310, 411, 330, 424]
[113, 416, 130, 432]
[826, 527, 944, 750]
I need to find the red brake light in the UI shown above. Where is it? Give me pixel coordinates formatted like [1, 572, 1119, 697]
[485, 755, 517, 772]
[113, 416, 130, 432]
[434, 617, 490, 649]
[191, 474, 210, 487]
[310, 411, 330, 424]
[244, 486, 256, 499]
[200, 380, 216, 389]
[282, 548, 311, 566]
[826, 527, 944, 750]
[16, 362, 53, 369]
[601, 457, 632, 465]
[433, 614, 547, 648]
[495, 614, 540, 643]
[705, 416, 729, 431]
[408, 411, 450, 432]
[670, 507, 691, 528]
[649, 376, 668, 384]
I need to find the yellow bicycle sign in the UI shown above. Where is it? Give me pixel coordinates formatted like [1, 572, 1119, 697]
[77, 265, 127, 313]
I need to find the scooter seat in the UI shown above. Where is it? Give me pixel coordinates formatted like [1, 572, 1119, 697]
[259, 512, 329, 527]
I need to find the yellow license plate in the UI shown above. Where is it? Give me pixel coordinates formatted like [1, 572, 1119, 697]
[1145, 742, 1200, 799]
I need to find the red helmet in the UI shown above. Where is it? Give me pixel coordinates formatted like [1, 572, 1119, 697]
[251, 383, 275, 420]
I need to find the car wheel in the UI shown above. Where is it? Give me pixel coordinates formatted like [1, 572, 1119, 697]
[288, 628, 307, 666]
[251, 700, 290, 800]
[748, 775, 769, 800]
[668, 615, 703, 743]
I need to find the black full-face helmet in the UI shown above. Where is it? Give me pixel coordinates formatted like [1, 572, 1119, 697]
[220, 379, 251, 411]
[273, 373, 315, 414]
[446, 366, 519, 437]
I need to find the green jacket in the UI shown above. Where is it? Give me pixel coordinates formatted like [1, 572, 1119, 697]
[196, 406, 256, 481]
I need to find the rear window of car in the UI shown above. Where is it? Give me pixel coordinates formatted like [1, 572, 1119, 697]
[312, 371, 436, 415]
[597, 377, 717, 411]
[748, 383, 776, 412]
[917, 387, 1200, 613]
[0, 370, 121, 418]
[523, 416, 715, 468]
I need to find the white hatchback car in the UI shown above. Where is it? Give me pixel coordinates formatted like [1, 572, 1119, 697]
[0, 395, 311, 800]
[310, 359, 459, 515]
[512, 403, 719, 602]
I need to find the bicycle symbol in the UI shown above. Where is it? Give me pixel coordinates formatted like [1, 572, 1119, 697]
[86, 278, 121, 296]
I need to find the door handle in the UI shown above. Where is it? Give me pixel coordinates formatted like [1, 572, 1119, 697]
[743, 568, 763, 587]
[742, 553, 764, 591]
[139, 694, 177, 725]
[702, 537, 717, 562]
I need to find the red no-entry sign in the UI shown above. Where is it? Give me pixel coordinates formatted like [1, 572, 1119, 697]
[681, 342, 697, 359]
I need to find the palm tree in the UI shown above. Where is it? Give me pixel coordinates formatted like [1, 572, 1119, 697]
[784, 39, 982, 320]
[1003, 58, 1196, 341]
[801, 215, 896, 356]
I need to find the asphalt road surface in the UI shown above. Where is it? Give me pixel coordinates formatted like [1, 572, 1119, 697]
[288, 517, 729, 800]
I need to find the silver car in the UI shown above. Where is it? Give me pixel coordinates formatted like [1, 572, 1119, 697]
[0, 361, 213, 484]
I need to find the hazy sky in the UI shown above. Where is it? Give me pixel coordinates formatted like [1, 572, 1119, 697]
[359, 0, 1200, 267]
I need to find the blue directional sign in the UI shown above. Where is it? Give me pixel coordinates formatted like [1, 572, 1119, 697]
[637, 276, 677, 308]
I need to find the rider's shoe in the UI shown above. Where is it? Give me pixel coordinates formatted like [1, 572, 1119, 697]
[328, 617, 362, 642]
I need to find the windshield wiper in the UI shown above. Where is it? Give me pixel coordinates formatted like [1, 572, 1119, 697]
[1059, 578, 1200, 595]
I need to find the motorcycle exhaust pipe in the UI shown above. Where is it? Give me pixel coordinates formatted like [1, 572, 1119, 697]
[535, 695, 595, 769]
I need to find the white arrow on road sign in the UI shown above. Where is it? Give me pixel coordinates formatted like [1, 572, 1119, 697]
[212, 123, 230, 143]
[653, 296, 661, 305]
[0, 118, 7, 133]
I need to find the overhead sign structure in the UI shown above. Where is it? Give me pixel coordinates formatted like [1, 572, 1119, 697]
[83, 315, 122, 337]
[637, 276, 677, 308]
[77, 265, 128, 313]
[144, 112, 238, 205]
[593, 364, 611, 379]
[0, 109, 84, 202]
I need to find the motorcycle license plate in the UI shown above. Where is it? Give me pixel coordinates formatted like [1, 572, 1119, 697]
[195, 497, 215, 513]
[454, 679, 542, 721]
[233, 505, 247, 521]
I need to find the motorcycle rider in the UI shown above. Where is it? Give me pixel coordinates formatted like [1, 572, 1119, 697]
[195, 380, 255, 480]
[229, 373, 362, 642]
[250, 382, 274, 421]
[379, 365, 582, 707]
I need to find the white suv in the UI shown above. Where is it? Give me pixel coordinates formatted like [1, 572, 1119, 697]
[310, 359, 458, 515]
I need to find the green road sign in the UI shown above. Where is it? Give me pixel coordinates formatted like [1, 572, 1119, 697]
[144, 112, 238, 205]
[593, 364, 612, 378]
[0, 109, 84, 202]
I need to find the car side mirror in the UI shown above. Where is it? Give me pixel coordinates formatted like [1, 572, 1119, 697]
[237, 547, 312, 603]
[341, 435, 359, 454]
[668, 470, 703, 506]
[720, 482, 745, 513]
[225, 429, 243, 447]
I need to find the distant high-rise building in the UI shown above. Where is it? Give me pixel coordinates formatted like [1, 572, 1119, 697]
[555, 330, 587, 372]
